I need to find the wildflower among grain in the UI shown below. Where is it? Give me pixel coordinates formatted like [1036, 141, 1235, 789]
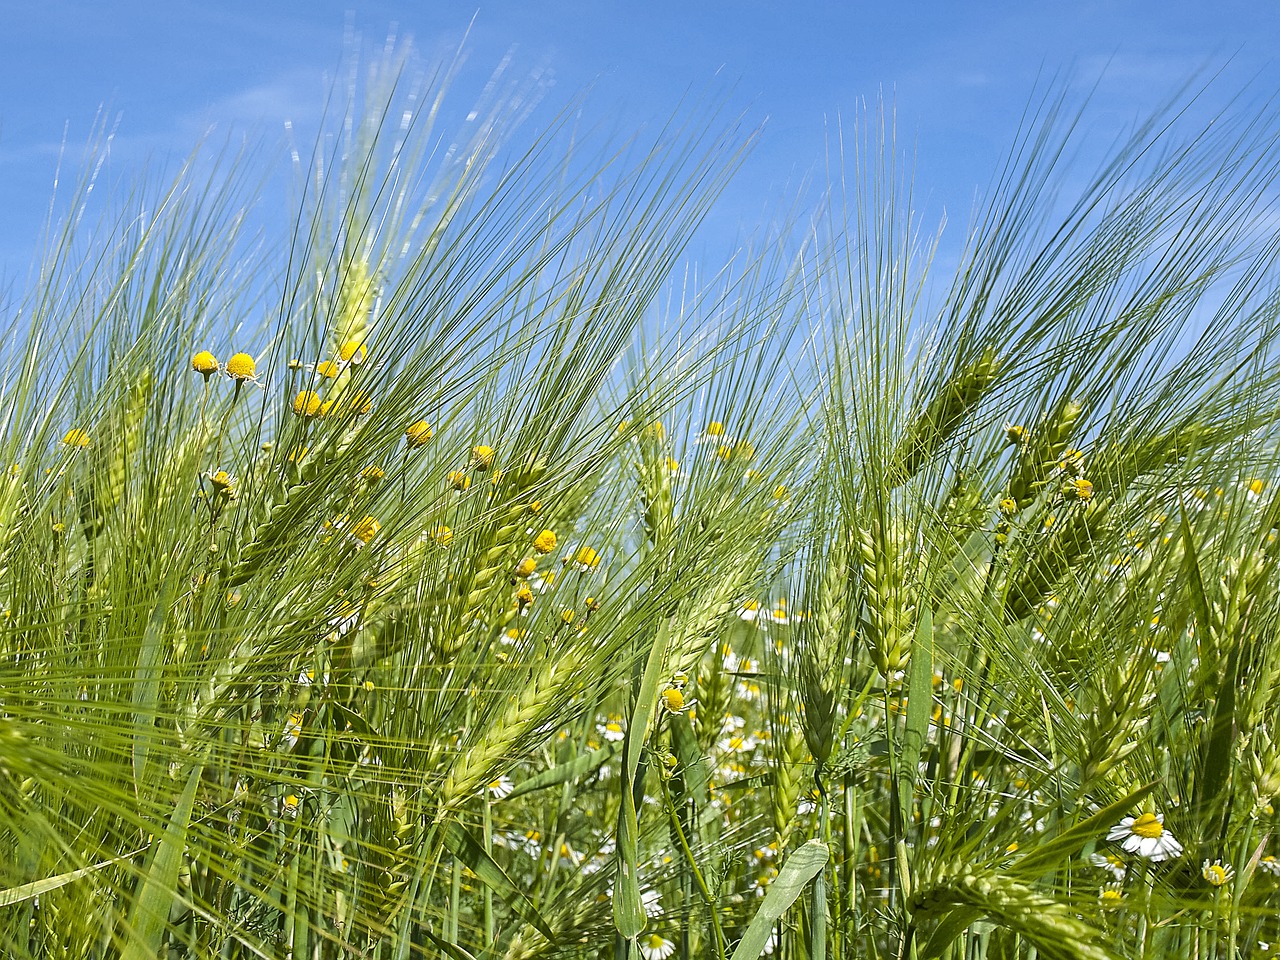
[1107, 812, 1182, 861]
[1099, 884, 1125, 909]
[293, 391, 322, 417]
[349, 516, 380, 546]
[62, 429, 90, 448]
[405, 420, 433, 447]
[1259, 855, 1280, 876]
[532, 529, 557, 554]
[431, 525, 453, 546]
[487, 775, 514, 799]
[315, 360, 342, 379]
[191, 351, 219, 378]
[639, 934, 675, 960]
[516, 584, 534, 607]
[660, 686, 693, 714]
[349, 392, 373, 415]
[513, 557, 537, 578]
[362, 465, 386, 482]
[1064, 476, 1094, 501]
[224, 352, 258, 382]
[571, 545, 601, 570]
[207, 469, 236, 495]
[1202, 860, 1234, 887]
[1004, 422, 1027, 446]
[471, 445, 495, 470]
[448, 470, 472, 491]
[338, 340, 367, 365]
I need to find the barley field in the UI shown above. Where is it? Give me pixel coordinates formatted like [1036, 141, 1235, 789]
[3, 49, 1280, 960]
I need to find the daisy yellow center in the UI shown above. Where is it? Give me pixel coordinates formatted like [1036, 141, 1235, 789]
[532, 529, 557, 554]
[191, 350, 219, 375]
[661, 688, 684, 711]
[706, 421, 725, 436]
[350, 516, 380, 543]
[448, 470, 472, 491]
[472, 445, 495, 469]
[1204, 864, 1229, 885]
[574, 545, 600, 568]
[315, 360, 341, 379]
[1130, 813, 1164, 839]
[645, 934, 666, 948]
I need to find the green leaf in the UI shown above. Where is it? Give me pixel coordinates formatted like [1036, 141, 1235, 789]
[0, 846, 146, 907]
[440, 821, 557, 946]
[506, 744, 618, 800]
[120, 762, 202, 960]
[918, 906, 986, 959]
[670, 714, 710, 803]
[729, 840, 828, 960]
[131, 570, 179, 797]
[898, 605, 933, 834]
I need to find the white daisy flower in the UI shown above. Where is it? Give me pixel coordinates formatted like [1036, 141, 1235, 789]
[1106, 812, 1182, 861]
[1088, 850, 1127, 880]
[641, 887, 662, 918]
[1202, 859, 1234, 887]
[639, 933, 675, 960]
[1258, 854, 1280, 876]
[599, 715, 626, 742]
[486, 775, 514, 799]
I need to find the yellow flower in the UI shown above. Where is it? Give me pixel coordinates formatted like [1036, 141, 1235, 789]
[572, 545, 601, 570]
[62, 429, 91, 448]
[293, 391, 322, 417]
[528, 500, 543, 515]
[471, 445, 495, 470]
[514, 557, 537, 578]
[224, 352, 257, 381]
[1065, 477, 1093, 502]
[349, 392, 373, 415]
[705, 420, 726, 437]
[362, 465, 386, 482]
[338, 341, 367, 365]
[191, 350, 219, 377]
[999, 497, 1017, 516]
[1202, 859, 1234, 887]
[315, 360, 342, 379]
[350, 515, 380, 545]
[1004, 422, 1026, 445]
[405, 420, 433, 447]
[318, 399, 336, 417]
[448, 470, 472, 491]
[208, 469, 236, 493]
[287, 445, 308, 463]
[532, 529, 557, 554]
[660, 687, 688, 713]
[431, 525, 453, 546]
[560, 609, 576, 625]
[516, 584, 534, 606]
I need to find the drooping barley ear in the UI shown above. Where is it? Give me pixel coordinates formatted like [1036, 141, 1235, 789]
[858, 518, 917, 678]
[1007, 398, 1084, 509]
[909, 864, 1118, 960]
[1004, 500, 1110, 622]
[771, 720, 808, 854]
[1247, 724, 1280, 812]
[887, 348, 1000, 488]
[440, 646, 585, 810]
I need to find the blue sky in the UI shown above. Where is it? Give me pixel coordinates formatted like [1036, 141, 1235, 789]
[2, 2, 1279, 280]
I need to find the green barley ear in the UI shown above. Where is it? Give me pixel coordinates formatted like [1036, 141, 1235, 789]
[1076, 651, 1153, 783]
[910, 865, 1120, 960]
[888, 347, 1000, 488]
[79, 369, 151, 541]
[1007, 398, 1084, 508]
[858, 517, 918, 677]
[800, 527, 852, 767]
[333, 253, 377, 353]
[1004, 500, 1109, 622]
[771, 719, 808, 854]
